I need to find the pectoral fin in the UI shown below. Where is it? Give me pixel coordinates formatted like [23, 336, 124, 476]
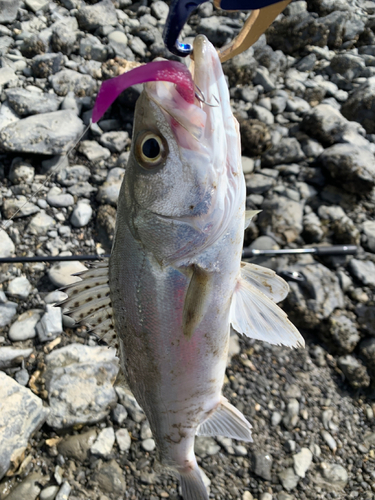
[230, 273, 304, 348]
[182, 265, 211, 339]
[240, 261, 289, 303]
[197, 397, 252, 442]
[244, 210, 261, 229]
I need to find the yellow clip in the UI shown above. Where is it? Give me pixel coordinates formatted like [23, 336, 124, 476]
[217, 0, 291, 63]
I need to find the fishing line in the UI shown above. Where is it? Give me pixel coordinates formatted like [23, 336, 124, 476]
[0, 121, 91, 232]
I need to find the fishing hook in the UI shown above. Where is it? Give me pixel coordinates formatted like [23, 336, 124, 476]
[194, 85, 220, 107]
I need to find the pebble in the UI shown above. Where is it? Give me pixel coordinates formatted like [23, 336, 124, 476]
[9, 309, 43, 341]
[0, 300, 18, 328]
[57, 429, 97, 461]
[96, 459, 126, 495]
[320, 462, 348, 489]
[79, 140, 111, 162]
[2, 473, 44, 500]
[91, 427, 116, 457]
[115, 428, 131, 452]
[293, 447, 313, 477]
[251, 451, 273, 480]
[115, 387, 145, 422]
[0, 230, 15, 257]
[36, 305, 63, 343]
[48, 261, 87, 287]
[45, 344, 118, 429]
[46, 187, 74, 208]
[40, 485, 59, 500]
[9, 159, 35, 184]
[321, 430, 337, 452]
[0, 372, 49, 480]
[112, 404, 128, 426]
[55, 482, 71, 500]
[15, 368, 30, 386]
[70, 200, 93, 228]
[7, 276, 32, 299]
[141, 438, 156, 452]
[349, 259, 375, 287]
[28, 211, 56, 235]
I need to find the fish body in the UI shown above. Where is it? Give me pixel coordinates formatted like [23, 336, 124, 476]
[62, 35, 304, 499]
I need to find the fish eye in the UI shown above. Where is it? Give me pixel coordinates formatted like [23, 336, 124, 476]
[136, 132, 167, 170]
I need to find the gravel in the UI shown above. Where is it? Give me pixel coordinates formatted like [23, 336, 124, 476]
[0, 0, 375, 499]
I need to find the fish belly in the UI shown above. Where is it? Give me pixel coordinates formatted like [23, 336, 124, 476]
[109, 217, 240, 468]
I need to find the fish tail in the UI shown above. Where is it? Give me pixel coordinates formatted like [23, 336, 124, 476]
[179, 463, 209, 500]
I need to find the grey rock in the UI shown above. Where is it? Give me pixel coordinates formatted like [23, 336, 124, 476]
[283, 398, 300, 429]
[91, 427, 115, 457]
[0, 102, 20, 132]
[330, 54, 365, 81]
[303, 211, 324, 243]
[223, 46, 257, 87]
[151, 0, 169, 20]
[140, 421, 153, 440]
[337, 355, 371, 389]
[47, 187, 75, 208]
[360, 338, 375, 376]
[295, 53, 316, 71]
[302, 104, 366, 147]
[96, 459, 126, 495]
[115, 386, 145, 422]
[0, 0, 19, 23]
[76, 0, 118, 31]
[356, 303, 375, 336]
[61, 92, 82, 115]
[251, 104, 274, 125]
[285, 263, 344, 329]
[246, 173, 276, 194]
[0, 372, 49, 480]
[341, 76, 375, 133]
[323, 310, 360, 355]
[277, 494, 293, 500]
[36, 305, 63, 343]
[194, 436, 221, 458]
[109, 31, 129, 57]
[0, 67, 15, 86]
[363, 220, 375, 252]
[48, 261, 87, 287]
[242, 157, 254, 174]
[57, 165, 91, 186]
[8, 309, 42, 342]
[15, 369, 30, 386]
[253, 66, 276, 92]
[258, 196, 303, 243]
[0, 301, 18, 328]
[9, 159, 35, 184]
[6, 89, 61, 117]
[67, 181, 97, 197]
[79, 140, 111, 162]
[251, 451, 273, 480]
[3, 473, 45, 500]
[0, 346, 32, 369]
[116, 428, 131, 452]
[40, 485, 59, 500]
[0, 230, 15, 258]
[80, 34, 108, 62]
[3, 196, 40, 219]
[271, 411, 282, 426]
[293, 448, 313, 478]
[262, 137, 305, 166]
[349, 259, 375, 286]
[319, 463, 348, 489]
[44, 344, 119, 429]
[70, 201, 93, 228]
[0, 110, 85, 155]
[278, 467, 299, 491]
[31, 53, 65, 78]
[55, 482, 71, 500]
[0, 36, 13, 57]
[58, 429, 97, 461]
[25, 0, 48, 12]
[96, 168, 125, 206]
[112, 403, 127, 425]
[51, 70, 96, 97]
[319, 144, 375, 194]
[28, 211, 56, 235]
[99, 131, 129, 153]
[7, 276, 32, 299]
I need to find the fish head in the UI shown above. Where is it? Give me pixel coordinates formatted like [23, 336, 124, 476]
[122, 35, 245, 266]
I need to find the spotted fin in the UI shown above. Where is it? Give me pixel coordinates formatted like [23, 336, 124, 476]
[230, 274, 304, 348]
[59, 261, 118, 349]
[197, 397, 252, 442]
[240, 262, 289, 303]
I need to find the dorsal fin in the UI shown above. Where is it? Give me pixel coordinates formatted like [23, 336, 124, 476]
[58, 260, 118, 349]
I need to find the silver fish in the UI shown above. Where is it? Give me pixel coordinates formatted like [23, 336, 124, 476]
[62, 35, 304, 500]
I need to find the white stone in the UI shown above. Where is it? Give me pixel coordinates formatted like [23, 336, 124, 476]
[293, 447, 313, 478]
[9, 309, 43, 341]
[36, 305, 63, 342]
[7, 276, 32, 299]
[141, 438, 156, 452]
[28, 211, 55, 235]
[91, 427, 115, 457]
[115, 429, 131, 452]
[70, 201, 93, 227]
[0, 230, 15, 257]
[25, 0, 49, 12]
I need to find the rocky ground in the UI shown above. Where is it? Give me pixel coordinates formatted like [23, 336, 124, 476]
[0, 0, 375, 499]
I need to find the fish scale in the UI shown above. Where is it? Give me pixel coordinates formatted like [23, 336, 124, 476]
[62, 35, 304, 500]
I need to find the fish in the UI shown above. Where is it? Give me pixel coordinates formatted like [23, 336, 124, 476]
[60, 35, 304, 500]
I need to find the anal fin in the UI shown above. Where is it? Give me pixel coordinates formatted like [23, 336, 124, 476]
[197, 397, 252, 442]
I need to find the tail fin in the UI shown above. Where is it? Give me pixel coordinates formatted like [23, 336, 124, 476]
[180, 464, 209, 500]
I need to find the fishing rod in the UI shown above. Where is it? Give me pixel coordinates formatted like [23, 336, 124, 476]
[0, 245, 358, 264]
